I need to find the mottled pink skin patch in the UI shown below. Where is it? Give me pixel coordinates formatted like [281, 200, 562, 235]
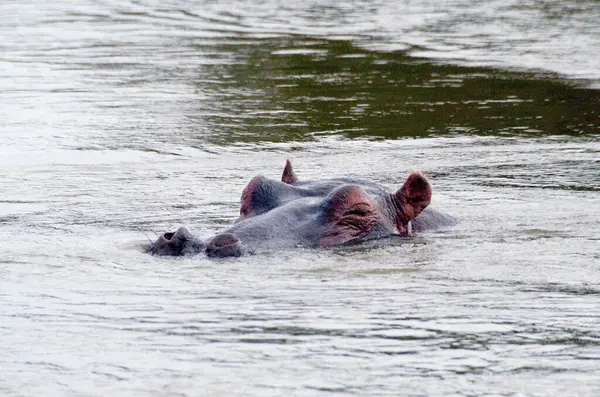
[281, 159, 298, 185]
[319, 185, 378, 247]
[240, 175, 262, 220]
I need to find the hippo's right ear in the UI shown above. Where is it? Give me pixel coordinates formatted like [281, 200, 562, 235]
[395, 171, 432, 220]
[281, 159, 298, 185]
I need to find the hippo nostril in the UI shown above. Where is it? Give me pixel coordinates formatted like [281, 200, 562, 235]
[212, 233, 239, 248]
[163, 232, 175, 240]
[206, 233, 242, 258]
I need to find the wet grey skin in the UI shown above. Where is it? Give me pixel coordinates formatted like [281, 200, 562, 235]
[147, 160, 456, 258]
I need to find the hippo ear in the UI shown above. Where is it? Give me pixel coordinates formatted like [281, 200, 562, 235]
[281, 159, 298, 185]
[396, 171, 432, 220]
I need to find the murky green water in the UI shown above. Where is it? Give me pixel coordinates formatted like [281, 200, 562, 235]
[1, 1, 599, 396]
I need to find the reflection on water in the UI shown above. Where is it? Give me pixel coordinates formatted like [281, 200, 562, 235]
[1, 0, 598, 151]
[199, 39, 599, 143]
[1, 1, 600, 396]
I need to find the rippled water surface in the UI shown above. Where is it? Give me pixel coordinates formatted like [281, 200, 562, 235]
[1, 1, 600, 396]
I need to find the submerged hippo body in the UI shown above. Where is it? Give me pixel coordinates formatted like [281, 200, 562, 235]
[147, 161, 455, 258]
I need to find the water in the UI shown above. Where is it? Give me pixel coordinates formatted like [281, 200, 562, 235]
[1, 1, 599, 396]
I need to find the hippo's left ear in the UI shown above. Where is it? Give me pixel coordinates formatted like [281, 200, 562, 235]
[395, 171, 432, 220]
[281, 159, 298, 184]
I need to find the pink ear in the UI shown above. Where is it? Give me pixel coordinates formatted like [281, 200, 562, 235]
[240, 175, 262, 218]
[281, 159, 298, 184]
[397, 171, 432, 220]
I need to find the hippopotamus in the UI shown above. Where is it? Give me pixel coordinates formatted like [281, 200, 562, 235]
[147, 161, 455, 258]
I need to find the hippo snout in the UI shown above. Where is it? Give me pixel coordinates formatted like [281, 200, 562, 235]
[147, 227, 205, 256]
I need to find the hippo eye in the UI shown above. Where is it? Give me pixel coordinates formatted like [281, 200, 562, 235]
[319, 185, 379, 246]
[343, 209, 366, 217]
[342, 204, 371, 218]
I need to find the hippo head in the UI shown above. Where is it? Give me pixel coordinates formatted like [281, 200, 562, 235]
[236, 160, 432, 247]
[148, 161, 434, 257]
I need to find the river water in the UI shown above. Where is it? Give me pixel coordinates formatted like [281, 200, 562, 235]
[1, 1, 599, 396]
